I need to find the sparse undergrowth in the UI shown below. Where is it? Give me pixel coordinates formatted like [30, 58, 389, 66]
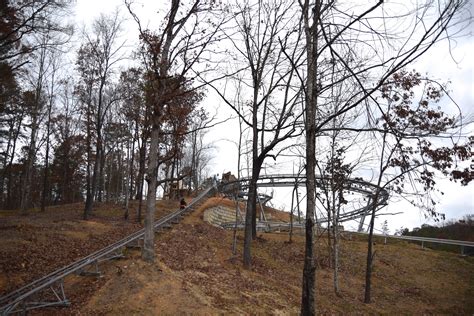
[1, 198, 473, 315]
[0, 200, 178, 295]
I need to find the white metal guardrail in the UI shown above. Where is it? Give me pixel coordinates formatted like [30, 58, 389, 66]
[220, 221, 474, 255]
[350, 231, 474, 254]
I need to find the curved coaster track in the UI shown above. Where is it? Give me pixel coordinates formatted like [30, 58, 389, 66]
[218, 173, 474, 253]
[0, 186, 216, 315]
[219, 173, 389, 227]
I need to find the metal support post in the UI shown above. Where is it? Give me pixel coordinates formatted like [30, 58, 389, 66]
[77, 260, 101, 276]
[257, 194, 267, 222]
[358, 197, 371, 232]
[295, 184, 301, 223]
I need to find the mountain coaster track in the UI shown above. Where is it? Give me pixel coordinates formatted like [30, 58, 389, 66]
[220, 173, 390, 225]
[219, 174, 473, 253]
[0, 186, 215, 315]
[1, 174, 472, 314]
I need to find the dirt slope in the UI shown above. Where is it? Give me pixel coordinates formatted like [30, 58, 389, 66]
[0, 200, 177, 295]
[80, 198, 474, 315]
[1, 197, 473, 314]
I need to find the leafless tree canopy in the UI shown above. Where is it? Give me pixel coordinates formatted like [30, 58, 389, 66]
[0, 0, 471, 313]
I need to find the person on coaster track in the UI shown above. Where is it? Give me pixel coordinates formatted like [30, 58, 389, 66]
[180, 197, 187, 209]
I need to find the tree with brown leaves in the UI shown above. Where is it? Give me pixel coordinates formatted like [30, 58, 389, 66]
[363, 70, 471, 303]
[126, 0, 222, 262]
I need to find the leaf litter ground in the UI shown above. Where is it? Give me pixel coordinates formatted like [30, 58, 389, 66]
[1, 197, 473, 314]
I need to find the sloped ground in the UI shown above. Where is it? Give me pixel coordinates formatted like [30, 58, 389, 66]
[1, 197, 473, 314]
[0, 200, 178, 296]
[81, 198, 474, 315]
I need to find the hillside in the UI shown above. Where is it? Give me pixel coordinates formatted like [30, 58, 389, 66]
[1, 197, 473, 314]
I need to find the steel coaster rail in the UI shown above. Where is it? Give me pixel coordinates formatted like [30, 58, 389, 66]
[221, 174, 388, 201]
[0, 186, 215, 315]
[0, 226, 145, 306]
[219, 173, 389, 226]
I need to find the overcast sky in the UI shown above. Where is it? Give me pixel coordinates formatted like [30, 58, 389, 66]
[73, 0, 473, 232]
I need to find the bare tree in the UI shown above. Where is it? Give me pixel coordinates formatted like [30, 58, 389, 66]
[77, 11, 125, 219]
[0, 0, 72, 67]
[208, 0, 304, 268]
[39, 43, 70, 212]
[293, 0, 470, 313]
[299, 0, 321, 312]
[0, 74, 23, 208]
[118, 67, 145, 218]
[314, 61, 366, 295]
[182, 108, 215, 190]
[50, 77, 84, 205]
[20, 33, 50, 214]
[1, 0, 72, 212]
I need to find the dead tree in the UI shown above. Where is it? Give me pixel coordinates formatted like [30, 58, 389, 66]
[78, 11, 125, 219]
[207, 0, 304, 269]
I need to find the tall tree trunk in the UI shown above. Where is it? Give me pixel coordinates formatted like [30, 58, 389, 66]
[83, 88, 93, 219]
[0, 112, 24, 208]
[232, 200, 240, 255]
[85, 133, 101, 217]
[330, 167, 338, 291]
[326, 200, 332, 269]
[365, 131, 387, 303]
[0, 112, 22, 208]
[301, 0, 320, 314]
[116, 149, 123, 202]
[142, 127, 160, 262]
[243, 157, 263, 268]
[162, 163, 170, 199]
[41, 70, 55, 212]
[61, 104, 71, 203]
[21, 45, 47, 214]
[364, 202, 377, 303]
[190, 131, 196, 190]
[40, 115, 51, 211]
[170, 155, 176, 199]
[0, 121, 14, 206]
[136, 138, 146, 222]
[250, 75, 260, 240]
[289, 184, 296, 243]
[20, 106, 39, 215]
[332, 204, 340, 295]
[296, 185, 301, 223]
[124, 138, 130, 220]
[364, 188, 382, 303]
[129, 120, 138, 200]
[233, 105, 244, 256]
[98, 141, 106, 202]
[6, 167, 14, 208]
